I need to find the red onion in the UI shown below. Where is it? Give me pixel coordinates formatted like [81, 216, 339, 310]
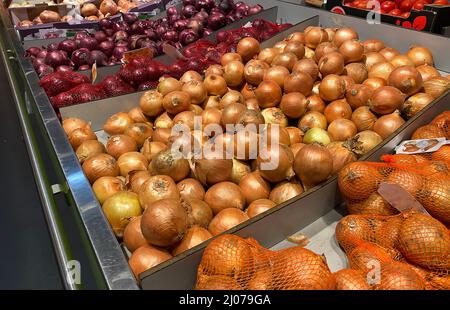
[113, 46, 129, 59]
[47, 42, 59, 52]
[56, 65, 73, 72]
[99, 18, 113, 30]
[78, 36, 98, 50]
[71, 48, 90, 67]
[182, 5, 197, 18]
[45, 50, 68, 68]
[208, 12, 226, 30]
[163, 30, 179, 42]
[99, 40, 115, 57]
[122, 13, 138, 26]
[36, 64, 53, 77]
[58, 39, 77, 55]
[26, 47, 41, 57]
[179, 29, 199, 46]
[88, 50, 108, 66]
[94, 31, 107, 43]
[248, 4, 263, 15]
[113, 30, 129, 42]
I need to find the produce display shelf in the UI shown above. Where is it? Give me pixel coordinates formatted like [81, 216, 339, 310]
[1, 0, 449, 290]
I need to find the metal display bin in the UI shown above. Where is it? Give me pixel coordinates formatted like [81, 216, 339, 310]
[0, 0, 448, 290]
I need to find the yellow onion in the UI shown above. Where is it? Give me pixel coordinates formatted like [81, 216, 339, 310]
[258, 48, 278, 65]
[128, 107, 149, 123]
[239, 171, 271, 205]
[183, 198, 213, 228]
[92, 176, 126, 205]
[369, 86, 406, 115]
[423, 77, 450, 99]
[416, 64, 440, 82]
[388, 65, 423, 96]
[345, 84, 372, 109]
[406, 46, 434, 66]
[326, 142, 357, 175]
[269, 181, 304, 204]
[257, 144, 295, 183]
[177, 178, 205, 201]
[351, 106, 377, 131]
[324, 99, 352, 123]
[339, 39, 364, 64]
[117, 152, 148, 177]
[123, 216, 147, 253]
[223, 60, 245, 87]
[194, 158, 233, 186]
[379, 47, 400, 62]
[327, 119, 357, 142]
[246, 199, 276, 218]
[363, 39, 384, 53]
[261, 108, 288, 128]
[293, 59, 318, 80]
[140, 90, 164, 117]
[154, 112, 174, 129]
[298, 111, 327, 131]
[138, 175, 180, 208]
[157, 77, 182, 96]
[62, 118, 89, 136]
[102, 191, 142, 237]
[319, 74, 346, 101]
[140, 140, 166, 162]
[402, 92, 434, 118]
[303, 128, 331, 145]
[364, 52, 386, 71]
[305, 27, 328, 49]
[345, 130, 383, 156]
[106, 134, 138, 159]
[76, 140, 106, 164]
[221, 90, 245, 107]
[127, 170, 151, 194]
[172, 227, 212, 256]
[221, 102, 247, 126]
[182, 80, 207, 105]
[208, 208, 249, 235]
[373, 111, 406, 139]
[124, 123, 153, 147]
[333, 27, 359, 47]
[150, 149, 190, 182]
[230, 159, 251, 185]
[390, 55, 414, 68]
[103, 112, 134, 135]
[255, 80, 282, 108]
[293, 143, 333, 188]
[283, 72, 314, 96]
[180, 70, 203, 83]
[68, 126, 97, 150]
[128, 245, 171, 281]
[82, 153, 119, 184]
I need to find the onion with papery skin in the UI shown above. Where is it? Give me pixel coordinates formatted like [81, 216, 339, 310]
[63, 118, 89, 136]
[237, 37, 260, 62]
[244, 60, 268, 87]
[221, 53, 243, 66]
[326, 142, 357, 175]
[344, 63, 367, 84]
[416, 65, 440, 82]
[257, 48, 278, 65]
[106, 135, 137, 159]
[180, 70, 203, 83]
[239, 172, 271, 205]
[271, 52, 297, 72]
[128, 107, 148, 123]
[319, 74, 346, 101]
[283, 72, 314, 96]
[333, 27, 358, 47]
[124, 123, 153, 147]
[221, 90, 244, 107]
[339, 40, 364, 64]
[314, 42, 338, 63]
[328, 119, 357, 142]
[255, 80, 282, 108]
[177, 178, 205, 201]
[261, 107, 288, 128]
[236, 109, 264, 130]
[298, 111, 327, 131]
[402, 92, 434, 118]
[280, 92, 308, 119]
[204, 182, 245, 215]
[117, 152, 148, 177]
[100, 0, 118, 15]
[324, 99, 352, 123]
[364, 52, 386, 70]
[102, 191, 142, 237]
[92, 176, 125, 205]
[263, 66, 289, 89]
[162, 91, 191, 115]
[345, 84, 372, 109]
[304, 27, 328, 49]
[205, 65, 224, 77]
[230, 159, 251, 185]
[39, 10, 61, 23]
[154, 112, 174, 129]
[306, 95, 326, 113]
[390, 55, 414, 68]
[257, 144, 295, 183]
[221, 102, 246, 126]
[423, 77, 450, 99]
[68, 126, 97, 150]
[292, 59, 318, 81]
[128, 244, 172, 280]
[368, 62, 395, 81]
[294, 143, 333, 188]
[172, 226, 212, 256]
[184, 198, 213, 228]
[127, 170, 151, 194]
[150, 149, 190, 182]
[303, 128, 331, 145]
[138, 175, 180, 208]
[157, 77, 182, 96]
[351, 106, 377, 132]
[123, 216, 147, 253]
[373, 111, 405, 139]
[388, 65, 423, 96]
[182, 80, 207, 105]
[345, 130, 382, 156]
[290, 143, 305, 158]
[141, 198, 187, 247]
[363, 39, 384, 53]
[173, 111, 196, 131]
[246, 199, 276, 218]
[379, 47, 400, 62]
[412, 124, 446, 139]
[284, 41, 305, 59]
[104, 112, 134, 135]
[140, 90, 164, 117]
[233, 130, 259, 160]
[406, 46, 434, 66]
[369, 86, 406, 115]
[261, 125, 291, 146]
[318, 51, 345, 77]
[363, 77, 386, 92]
[81, 3, 98, 17]
[208, 208, 249, 236]
[223, 60, 245, 87]
[204, 74, 228, 96]
[141, 140, 166, 162]
[273, 41, 288, 54]
[202, 108, 222, 129]
[269, 181, 304, 204]
[286, 127, 303, 145]
[194, 158, 233, 186]
[82, 153, 119, 184]
[76, 140, 105, 164]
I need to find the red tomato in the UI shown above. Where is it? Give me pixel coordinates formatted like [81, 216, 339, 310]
[357, 1, 369, 8]
[389, 8, 402, 15]
[423, 0, 432, 3]
[399, 0, 414, 12]
[394, 0, 403, 7]
[412, 1, 426, 10]
[401, 11, 411, 17]
[381, 0, 396, 12]
[433, 0, 448, 4]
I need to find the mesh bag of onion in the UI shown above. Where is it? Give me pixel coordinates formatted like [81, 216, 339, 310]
[338, 153, 450, 225]
[50, 83, 107, 108]
[195, 234, 336, 290]
[39, 71, 90, 97]
[335, 211, 450, 290]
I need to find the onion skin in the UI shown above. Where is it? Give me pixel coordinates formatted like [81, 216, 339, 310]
[230, 159, 251, 184]
[208, 208, 249, 236]
[333, 27, 359, 47]
[293, 59, 318, 81]
[318, 52, 344, 77]
[314, 42, 338, 63]
[204, 181, 245, 215]
[239, 172, 271, 205]
[68, 126, 97, 150]
[255, 80, 282, 108]
[406, 46, 434, 66]
[326, 142, 357, 175]
[237, 37, 260, 62]
[82, 153, 119, 184]
[63, 118, 88, 136]
[106, 135, 138, 159]
[103, 112, 134, 135]
[264, 66, 290, 89]
[286, 127, 303, 145]
[339, 39, 364, 64]
[368, 62, 394, 82]
[117, 151, 148, 177]
[257, 144, 295, 183]
[319, 74, 346, 102]
[140, 90, 164, 117]
[177, 178, 205, 201]
[345, 84, 373, 109]
[327, 119, 357, 142]
[298, 111, 328, 131]
[346, 130, 382, 156]
[158, 78, 182, 96]
[402, 93, 434, 118]
[138, 175, 180, 208]
[416, 64, 440, 82]
[294, 143, 333, 188]
[303, 128, 331, 145]
[162, 91, 191, 115]
[150, 149, 190, 182]
[373, 111, 405, 139]
[140, 198, 188, 247]
[306, 95, 326, 113]
[261, 107, 288, 128]
[194, 158, 233, 186]
[364, 52, 386, 71]
[423, 77, 450, 99]
[363, 77, 386, 92]
[127, 170, 151, 194]
[184, 198, 213, 228]
[363, 39, 384, 53]
[388, 65, 423, 96]
[223, 60, 245, 87]
[102, 191, 142, 238]
[379, 47, 400, 62]
[92, 176, 125, 205]
[128, 107, 148, 123]
[76, 140, 106, 164]
[305, 27, 328, 49]
[128, 244, 172, 280]
[269, 181, 304, 204]
[280, 92, 308, 119]
[246, 199, 276, 218]
[324, 99, 352, 123]
[141, 140, 167, 162]
[369, 86, 406, 115]
[172, 226, 212, 256]
[351, 106, 377, 132]
[182, 80, 207, 105]
[123, 216, 147, 253]
[244, 60, 269, 86]
[284, 71, 314, 96]
[344, 63, 367, 84]
[390, 55, 415, 68]
[221, 102, 247, 126]
[271, 52, 298, 72]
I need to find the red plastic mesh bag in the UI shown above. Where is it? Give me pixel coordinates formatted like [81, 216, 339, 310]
[40, 71, 90, 97]
[195, 235, 336, 290]
[98, 75, 135, 97]
[50, 83, 106, 108]
[335, 211, 450, 290]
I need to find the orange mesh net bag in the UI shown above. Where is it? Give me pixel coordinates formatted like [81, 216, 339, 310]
[335, 211, 450, 290]
[338, 156, 450, 225]
[195, 234, 336, 290]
